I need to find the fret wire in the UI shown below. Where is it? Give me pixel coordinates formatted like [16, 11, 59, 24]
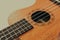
[6, 33, 17, 40]
[19, 20, 28, 32]
[0, 30, 5, 38]
[5, 25, 21, 40]
[12, 19, 32, 38]
[0, 32, 7, 40]
[16, 20, 33, 35]
[1, 18, 27, 34]
[2, 25, 14, 33]
[1, 28, 20, 40]
[14, 20, 28, 31]
[2, 19, 23, 38]
[7, 25, 25, 37]
[1, 19, 24, 34]
[5, 28, 18, 40]
[17, 25, 32, 35]
[5, 19, 27, 40]
[6, 27, 20, 40]
[10, 19, 24, 32]
[14, 22, 27, 35]
[0, 31, 3, 38]
[0, 19, 23, 40]
[0, 19, 17, 39]
[0, 31, 2, 34]
[22, 22, 31, 31]
[16, 21, 28, 32]
[0, 19, 33, 40]
[0, 25, 16, 39]
[0, 29, 14, 40]
[22, 20, 32, 30]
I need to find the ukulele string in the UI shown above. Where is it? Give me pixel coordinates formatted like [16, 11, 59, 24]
[40, 8, 59, 40]
[26, 3, 54, 24]
[25, 2, 60, 40]
[23, 1, 57, 40]
[30, 3, 55, 17]
[39, 7, 59, 40]
[30, 2, 56, 20]
[40, 3, 59, 38]
[46, 4, 59, 12]
[26, 3, 59, 25]
[41, 3, 56, 11]
[25, 3, 59, 39]
[39, 1, 59, 12]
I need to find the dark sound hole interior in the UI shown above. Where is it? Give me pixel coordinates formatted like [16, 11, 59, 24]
[31, 11, 51, 23]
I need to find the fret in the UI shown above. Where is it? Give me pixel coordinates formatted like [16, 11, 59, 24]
[8, 37, 14, 40]
[11, 34, 18, 40]
[12, 26, 17, 30]
[0, 31, 2, 38]
[6, 34, 11, 38]
[15, 19, 33, 35]
[0, 19, 33, 40]
[2, 25, 14, 33]
[0, 33, 4, 38]
[1, 36, 6, 40]
[4, 31, 9, 35]
[10, 32, 15, 36]
[10, 19, 33, 40]
[0, 31, 2, 33]
[8, 28, 14, 32]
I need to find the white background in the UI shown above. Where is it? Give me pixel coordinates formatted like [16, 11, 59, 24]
[0, 0, 35, 30]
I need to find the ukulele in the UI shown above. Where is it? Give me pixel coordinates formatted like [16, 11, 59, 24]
[0, 0, 60, 40]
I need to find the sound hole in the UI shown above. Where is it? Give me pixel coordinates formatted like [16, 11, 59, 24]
[31, 11, 51, 23]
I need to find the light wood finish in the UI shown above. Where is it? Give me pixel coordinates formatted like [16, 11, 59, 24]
[8, 0, 60, 40]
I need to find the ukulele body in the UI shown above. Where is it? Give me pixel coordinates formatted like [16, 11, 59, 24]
[8, 0, 60, 40]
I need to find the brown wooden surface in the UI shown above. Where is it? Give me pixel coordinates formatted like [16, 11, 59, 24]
[8, 0, 60, 40]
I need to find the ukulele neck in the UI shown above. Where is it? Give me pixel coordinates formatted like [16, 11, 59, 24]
[0, 19, 33, 40]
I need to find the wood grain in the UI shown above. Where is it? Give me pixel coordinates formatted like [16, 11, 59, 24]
[8, 0, 60, 40]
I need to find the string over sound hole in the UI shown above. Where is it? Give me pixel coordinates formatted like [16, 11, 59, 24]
[31, 11, 51, 23]
[50, 0, 60, 5]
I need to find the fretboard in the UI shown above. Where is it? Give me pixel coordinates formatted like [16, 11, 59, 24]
[0, 19, 33, 40]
